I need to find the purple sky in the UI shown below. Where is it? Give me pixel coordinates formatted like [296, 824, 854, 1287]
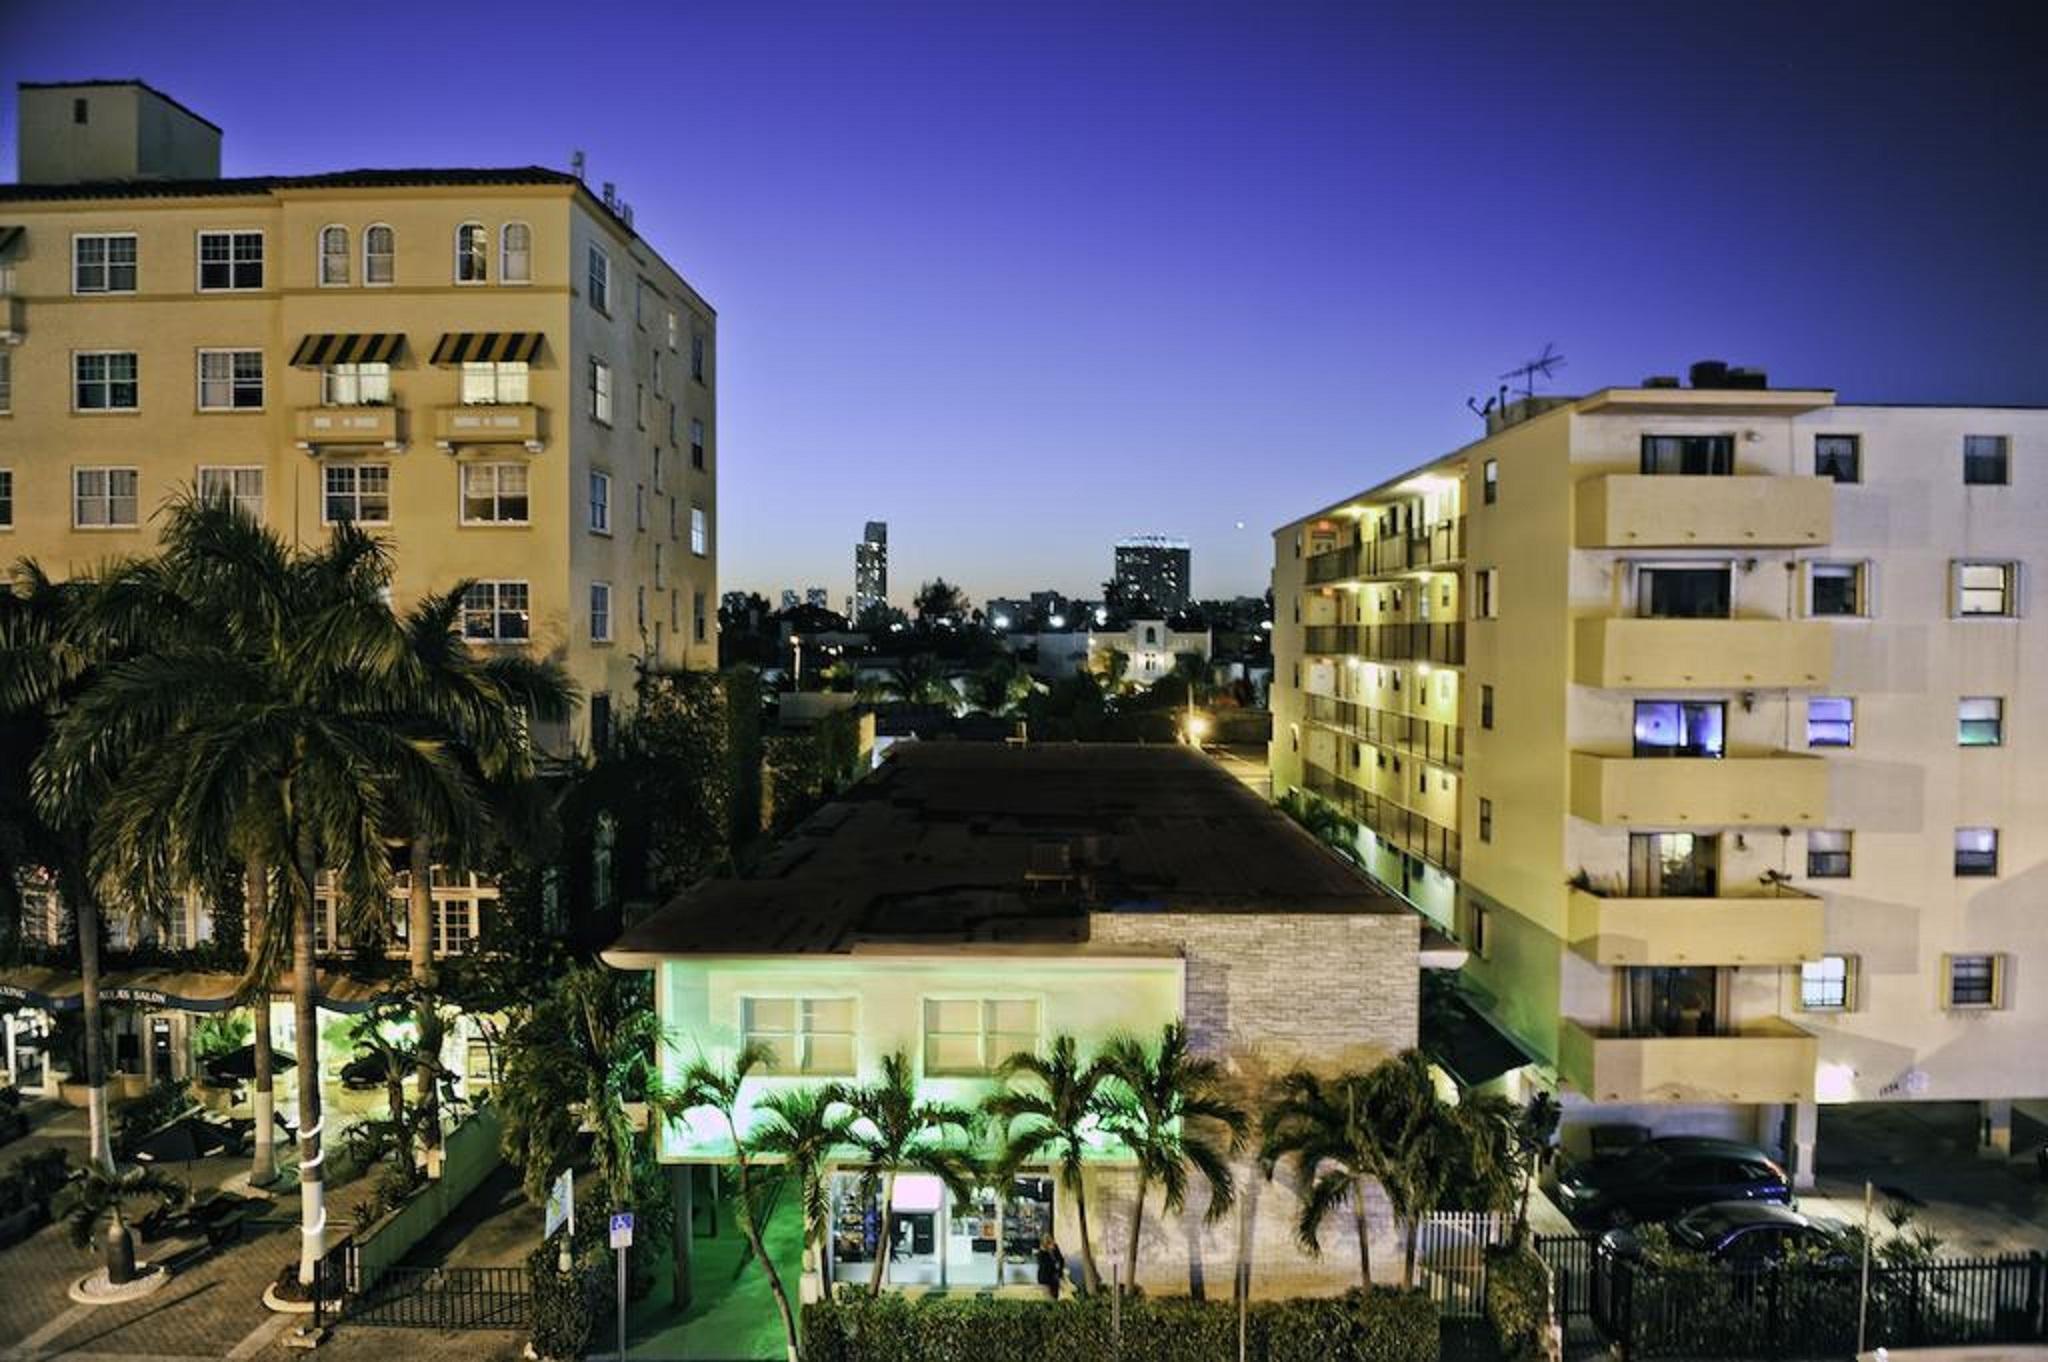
[8, 1, 2045, 606]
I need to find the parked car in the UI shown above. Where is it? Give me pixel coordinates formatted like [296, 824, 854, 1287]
[1601, 1200, 1848, 1266]
[1554, 1135, 1792, 1229]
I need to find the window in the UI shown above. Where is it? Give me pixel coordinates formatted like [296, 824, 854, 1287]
[1467, 902, 1490, 959]
[74, 351, 138, 410]
[587, 245, 610, 313]
[1806, 697, 1854, 747]
[1814, 434, 1860, 483]
[653, 542, 666, 590]
[1473, 567, 1498, 618]
[1641, 434, 1733, 476]
[922, 998, 1039, 1075]
[668, 498, 678, 540]
[318, 225, 349, 286]
[1809, 562, 1866, 617]
[590, 694, 613, 753]
[196, 466, 263, 518]
[635, 484, 646, 532]
[588, 358, 612, 425]
[666, 310, 679, 351]
[1629, 832, 1717, 897]
[0, 350, 10, 414]
[1806, 829, 1852, 878]
[364, 224, 395, 285]
[690, 330, 706, 382]
[1953, 561, 2016, 617]
[636, 585, 647, 633]
[460, 463, 529, 524]
[1480, 683, 1494, 730]
[197, 230, 264, 290]
[500, 222, 531, 284]
[743, 997, 857, 1076]
[589, 582, 612, 642]
[653, 446, 664, 492]
[1633, 700, 1725, 758]
[0, 469, 11, 528]
[1943, 954, 2003, 1009]
[588, 471, 612, 533]
[322, 361, 390, 407]
[197, 349, 264, 410]
[322, 463, 391, 524]
[693, 590, 707, 643]
[1635, 563, 1732, 619]
[461, 581, 531, 642]
[460, 361, 529, 405]
[1954, 827, 1999, 877]
[73, 233, 138, 293]
[636, 383, 648, 430]
[635, 279, 649, 329]
[690, 505, 708, 556]
[72, 467, 139, 527]
[1963, 435, 2009, 486]
[1958, 696, 2004, 746]
[690, 418, 706, 470]
[1800, 956, 1855, 1011]
[1481, 458, 1498, 505]
[1478, 796, 1493, 843]
[455, 222, 488, 283]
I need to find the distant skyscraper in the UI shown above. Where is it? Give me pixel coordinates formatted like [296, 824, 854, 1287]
[780, 589, 800, 611]
[854, 521, 889, 617]
[805, 587, 829, 610]
[1114, 535, 1192, 614]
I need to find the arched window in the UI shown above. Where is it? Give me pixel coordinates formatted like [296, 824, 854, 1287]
[455, 222, 487, 284]
[501, 221, 532, 284]
[364, 224, 395, 285]
[318, 225, 349, 286]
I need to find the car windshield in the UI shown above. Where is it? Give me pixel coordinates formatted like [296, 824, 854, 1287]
[1670, 1207, 1735, 1249]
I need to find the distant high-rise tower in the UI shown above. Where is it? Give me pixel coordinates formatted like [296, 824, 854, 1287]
[1114, 535, 1192, 614]
[854, 521, 889, 617]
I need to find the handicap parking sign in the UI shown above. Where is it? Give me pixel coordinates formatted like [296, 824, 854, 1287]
[609, 1211, 634, 1249]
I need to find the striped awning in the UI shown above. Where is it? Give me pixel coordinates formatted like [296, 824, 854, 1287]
[430, 332, 544, 365]
[289, 333, 405, 367]
[0, 226, 23, 260]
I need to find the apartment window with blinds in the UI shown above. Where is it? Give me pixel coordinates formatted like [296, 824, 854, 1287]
[1806, 829, 1852, 879]
[1954, 827, 1999, 877]
[73, 467, 139, 527]
[500, 222, 531, 284]
[589, 582, 612, 643]
[1814, 434, 1860, 483]
[1957, 697, 2004, 746]
[323, 362, 390, 407]
[461, 581, 531, 642]
[1953, 562, 2016, 617]
[743, 998, 856, 1076]
[1806, 697, 1854, 748]
[0, 469, 12, 529]
[364, 224, 395, 284]
[1799, 956, 1855, 1011]
[1809, 562, 1868, 617]
[587, 245, 611, 313]
[74, 351, 139, 410]
[1944, 954, 2003, 1009]
[318, 225, 349, 285]
[588, 471, 611, 533]
[322, 463, 391, 525]
[196, 466, 263, 519]
[197, 349, 264, 409]
[460, 463, 530, 524]
[690, 505, 708, 556]
[197, 230, 264, 290]
[0, 350, 11, 414]
[588, 358, 612, 425]
[455, 222, 488, 283]
[1482, 458, 1498, 504]
[460, 361, 529, 405]
[73, 233, 138, 293]
[1962, 435, 2009, 486]
[923, 998, 1040, 1075]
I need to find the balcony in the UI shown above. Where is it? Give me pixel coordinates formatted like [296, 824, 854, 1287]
[1574, 474, 1831, 548]
[1566, 887, 1824, 966]
[434, 403, 543, 451]
[1574, 617, 1832, 689]
[1559, 1018, 1818, 1104]
[294, 405, 402, 450]
[1569, 752, 1828, 826]
[1301, 622, 1466, 665]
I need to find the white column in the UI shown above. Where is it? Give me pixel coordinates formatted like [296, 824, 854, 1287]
[1790, 1100, 1818, 1190]
[1979, 1099, 2013, 1158]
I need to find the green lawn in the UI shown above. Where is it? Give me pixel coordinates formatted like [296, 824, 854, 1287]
[625, 1191, 804, 1361]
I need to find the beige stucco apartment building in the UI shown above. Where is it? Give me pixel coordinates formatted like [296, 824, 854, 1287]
[1269, 363, 2047, 1183]
[0, 81, 719, 749]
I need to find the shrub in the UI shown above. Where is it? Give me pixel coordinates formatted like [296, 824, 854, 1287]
[113, 1077, 194, 1158]
[527, 1217, 609, 1361]
[1485, 1244, 1549, 1360]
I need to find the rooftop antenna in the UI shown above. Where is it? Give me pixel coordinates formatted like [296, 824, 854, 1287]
[1501, 342, 1566, 402]
[570, 149, 585, 182]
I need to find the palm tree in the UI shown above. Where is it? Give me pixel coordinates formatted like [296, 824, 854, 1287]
[830, 1050, 976, 1297]
[37, 496, 571, 1286]
[1361, 1050, 1519, 1288]
[677, 1043, 801, 1362]
[1260, 1067, 1383, 1287]
[984, 1034, 1109, 1294]
[748, 1085, 854, 1299]
[0, 565, 116, 1173]
[63, 1162, 185, 1286]
[1097, 1022, 1249, 1293]
[882, 653, 951, 708]
[1509, 1091, 1561, 1249]
[965, 655, 1031, 717]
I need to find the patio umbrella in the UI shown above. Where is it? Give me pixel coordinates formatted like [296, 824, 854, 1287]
[202, 1045, 296, 1084]
[132, 1115, 237, 1165]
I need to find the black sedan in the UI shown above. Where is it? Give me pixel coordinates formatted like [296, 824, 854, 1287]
[1600, 1201, 1848, 1265]
[1554, 1135, 1792, 1229]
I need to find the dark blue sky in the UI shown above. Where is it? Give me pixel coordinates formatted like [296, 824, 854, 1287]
[7, 1, 2044, 604]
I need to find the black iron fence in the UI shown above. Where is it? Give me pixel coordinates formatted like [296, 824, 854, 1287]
[311, 1237, 530, 1331]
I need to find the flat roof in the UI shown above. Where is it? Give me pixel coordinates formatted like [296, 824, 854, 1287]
[607, 742, 1403, 962]
[18, 79, 224, 133]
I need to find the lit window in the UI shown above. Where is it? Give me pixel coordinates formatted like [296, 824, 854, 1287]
[322, 362, 390, 407]
[1641, 434, 1732, 475]
[588, 471, 611, 534]
[588, 358, 612, 425]
[1482, 458, 1498, 505]
[461, 581, 531, 642]
[1953, 562, 2016, 617]
[1806, 697, 1854, 748]
[922, 998, 1039, 1075]
[1809, 562, 1866, 617]
[587, 245, 610, 313]
[74, 351, 138, 410]
[197, 349, 264, 409]
[197, 230, 263, 290]
[690, 505, 708, 556]
[455, 222, 488, 283]
[1800, 956, 1855, 1011]
[1958, 696, 2004, 746]
[589, 582, 612, 643]
[1814, 434, 1860, 483]
[666, 310, 679, 351]
[1962, 435, 2009, 486]
[1632, 700, 1724, 758]
[1943, 954, 2002, 1009]
[1806, 829, 1852, 878]
[196, 466, 263, 519]
[460, 462, 529, 524]
[322, 463, 391, 524]
[73, 233, 138, 293]
[500, 222, 531, 284]
[72, 466, 139, 527]
[460, 361, 529, 405]
[1954, 827, 1999, 877]
[319, 225, 349, 286]
[743, 997, 857, 1076]
[364, 224, 395, 285]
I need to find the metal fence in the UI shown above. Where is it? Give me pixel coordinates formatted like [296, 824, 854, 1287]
[1416, 1211, 1507, 1318]
[312, 1237, 530, 1331]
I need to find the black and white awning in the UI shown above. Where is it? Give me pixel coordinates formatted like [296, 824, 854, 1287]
[289, 332, 406, 367]
[429, 332, 545, 365]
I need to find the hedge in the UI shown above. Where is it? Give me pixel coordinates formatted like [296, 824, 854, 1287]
[802, 1287, 1438, 1362]
[1484, 1244, 1548, 1361]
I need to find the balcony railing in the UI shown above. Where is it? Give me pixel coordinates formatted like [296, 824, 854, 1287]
[1305, 544, 1360, 584]
[1301, 759, 1461, 875]
[295, 405, 402, 450]
[1302, 622, 1466, 665]
[1559, 1017, 1818, 1104]
[434, 403, 543, 450]
[1565, 885, 1825, 966]
[1302, 693, 1464, 769]
[1303, 517, 1466, 584]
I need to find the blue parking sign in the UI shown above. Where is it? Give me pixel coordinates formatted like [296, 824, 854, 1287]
[609, 1211, 634, 1249]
